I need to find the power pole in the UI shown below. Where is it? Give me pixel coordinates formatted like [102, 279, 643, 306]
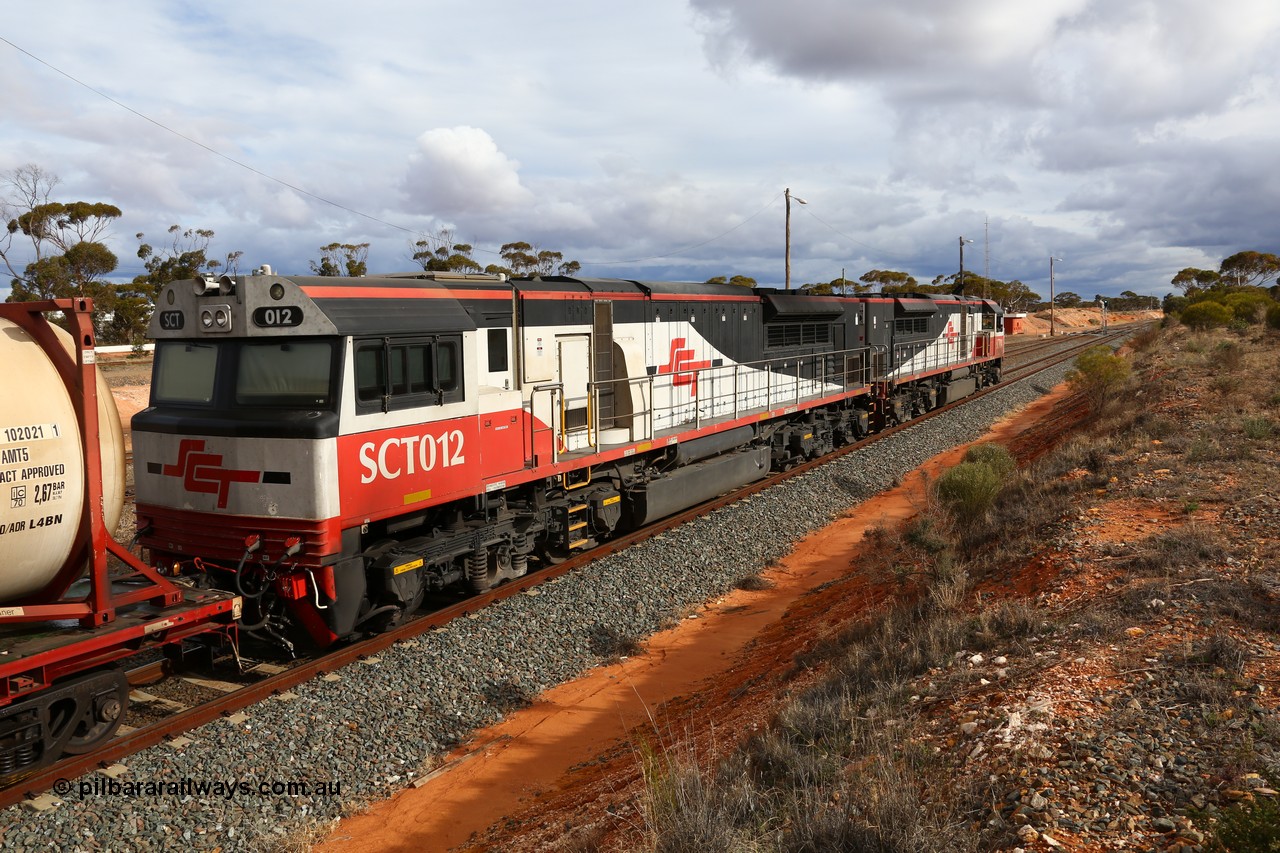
[785, 188, 806, 291]
[959, 236, 974, 295]
[1050, 256, 1062, 336]
[984, 215, 990, 282]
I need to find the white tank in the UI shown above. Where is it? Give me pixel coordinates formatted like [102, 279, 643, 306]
[0, 318, 125, 602]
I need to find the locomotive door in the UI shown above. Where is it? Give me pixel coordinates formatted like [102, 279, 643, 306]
[557, 335, 591, 451]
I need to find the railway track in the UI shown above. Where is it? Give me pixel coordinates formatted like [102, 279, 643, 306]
[1, 326, 1138, 809]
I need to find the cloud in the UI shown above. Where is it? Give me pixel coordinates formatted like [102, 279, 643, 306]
[690, 0, 1080, 100]
[402, 127, 534, 216]
[3, 1, 1279, 301]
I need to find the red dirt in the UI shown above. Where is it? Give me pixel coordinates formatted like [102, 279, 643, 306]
[1012, 308, 1160, 336]
[316, 383, 1079, 853]
[110, 385, 147, 454]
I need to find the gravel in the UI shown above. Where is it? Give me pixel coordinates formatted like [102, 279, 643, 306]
[0, 358, 1084, 852]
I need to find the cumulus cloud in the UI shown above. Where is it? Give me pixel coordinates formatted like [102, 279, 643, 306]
[403, 127, 533, 215]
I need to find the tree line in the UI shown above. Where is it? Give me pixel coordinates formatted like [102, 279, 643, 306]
[1166, 251, 1280, 330]
[11, 161, 1228, 345]
[796, 269, 1044, 313]
[0, 165, 584, 345]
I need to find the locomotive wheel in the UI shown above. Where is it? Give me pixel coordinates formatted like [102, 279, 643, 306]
[466, 546, 515, 594]
[373, 582, 426, 633]
[489, 547, 514, 584]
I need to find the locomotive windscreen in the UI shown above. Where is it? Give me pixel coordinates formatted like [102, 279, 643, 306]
[154, 342, 218, 404]
[153, 340, 338, 409]
[236, 342, 333, 406]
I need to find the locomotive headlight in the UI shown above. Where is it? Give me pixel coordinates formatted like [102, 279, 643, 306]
[269, 282, 285, 300]
[201, 304, 233, 332]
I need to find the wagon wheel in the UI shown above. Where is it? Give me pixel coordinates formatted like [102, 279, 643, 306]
[56, 671, 130, 755]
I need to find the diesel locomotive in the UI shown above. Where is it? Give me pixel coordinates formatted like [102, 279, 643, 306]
[133, 270, 1005, 650]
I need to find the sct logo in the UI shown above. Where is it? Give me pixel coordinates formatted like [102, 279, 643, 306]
[656, 338, 712, 397]
[152, 439, 290, 508]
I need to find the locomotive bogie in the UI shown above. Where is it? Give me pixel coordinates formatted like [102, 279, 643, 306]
[134, 272, 1005, 648]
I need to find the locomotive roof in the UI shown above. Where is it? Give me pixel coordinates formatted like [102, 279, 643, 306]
[147, 272, 1005, 341]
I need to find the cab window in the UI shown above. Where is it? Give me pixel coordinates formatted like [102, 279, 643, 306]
[355, 335, 464, 411]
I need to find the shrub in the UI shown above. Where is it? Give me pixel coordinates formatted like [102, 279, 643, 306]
[1216, 340, 1245, 371]
[1210, 793, 1280, 852]
[904, 516, 950, 556]
[1067, 345, 1132, 408]
[1242, 417, 1274, 440]
[1268, 302, 1280, 330]
[936, 462, 1003, 523]
[963, 443, 1016, 477]
[734, 573, 774, 591]
[1180, 301, 1233, 330]
[640, 746, 761, 852]
[1223, 292, 1275, 323]
[1129, 325, 1161, 351]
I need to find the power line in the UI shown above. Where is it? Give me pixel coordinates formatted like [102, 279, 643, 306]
[580, 192, 783, 267]
[0, 36, 430, 242]
[1, 36, 802, 273]
[794, 205, 914, 265]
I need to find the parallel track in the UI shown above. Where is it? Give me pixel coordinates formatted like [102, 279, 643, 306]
[1, 327, 1139, 808]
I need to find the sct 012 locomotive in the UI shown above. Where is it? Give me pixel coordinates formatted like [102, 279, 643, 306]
[134, 270, 1004, 650]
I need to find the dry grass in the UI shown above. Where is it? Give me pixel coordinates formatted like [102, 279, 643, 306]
[734, 573, 775, 592]
[589, 625, 646, 660]
[636, 325, 1280, 853]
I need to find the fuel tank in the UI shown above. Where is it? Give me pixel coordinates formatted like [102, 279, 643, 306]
[0, 318, 125, 601]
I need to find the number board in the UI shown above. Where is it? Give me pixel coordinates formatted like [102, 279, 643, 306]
[252, 306, 304, 328]
[158, 310, 185, 330]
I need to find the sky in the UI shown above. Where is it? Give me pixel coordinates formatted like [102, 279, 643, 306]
[3, 0, 1279, 303]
